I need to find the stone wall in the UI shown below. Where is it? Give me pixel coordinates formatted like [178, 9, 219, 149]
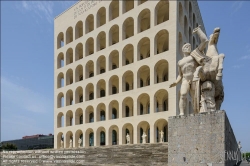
[1, 143, 168, 166]
[168, 110, 240, 166]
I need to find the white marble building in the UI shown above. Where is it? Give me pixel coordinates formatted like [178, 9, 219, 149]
[54, 0, 205, 149]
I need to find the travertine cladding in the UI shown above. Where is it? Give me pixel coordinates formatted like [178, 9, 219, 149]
[0, 143, 168, 166]
[54, 0, 206, 149]
[168, 110, 239, 166]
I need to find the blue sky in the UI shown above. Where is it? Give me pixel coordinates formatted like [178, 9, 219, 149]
[1, 1, 250, 151]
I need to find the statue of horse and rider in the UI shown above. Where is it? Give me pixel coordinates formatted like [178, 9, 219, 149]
[170, 25, 225, 115]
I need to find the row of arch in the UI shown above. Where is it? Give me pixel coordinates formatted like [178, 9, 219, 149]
[57, 29, 169, 69]
[57, 0, 169, 49]
[178, 1, 200, 51]
[57, 89, 168, 127]
[57, 62, 168, 107]
[57, 118, 168, 148]
[179, 1, 197, 30]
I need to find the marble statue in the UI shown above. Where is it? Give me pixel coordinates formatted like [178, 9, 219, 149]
[126, 133, 130, 144]
[69, 139, 73, 148]
[192, 27, 225, 113]
[170, 25, 225, 115]
[61, 140, 64, 148]
[78, 138, 82, 148]
[142, 132, 147, 144]
[170, 25, 208, 115]
[159, 130, 164, 143]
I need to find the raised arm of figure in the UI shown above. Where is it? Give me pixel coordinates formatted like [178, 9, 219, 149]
[193, 25, 208, 52]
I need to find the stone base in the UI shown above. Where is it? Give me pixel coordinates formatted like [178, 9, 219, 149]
[168, 110, 240, 166]
[1, 143, 168, 166]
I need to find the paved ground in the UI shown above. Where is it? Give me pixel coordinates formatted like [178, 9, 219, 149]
[241, 160, 250, 166]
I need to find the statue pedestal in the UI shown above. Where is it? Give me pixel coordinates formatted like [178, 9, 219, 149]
[168, 110, 240, 166]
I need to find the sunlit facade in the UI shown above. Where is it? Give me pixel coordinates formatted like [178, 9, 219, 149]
[54, 0, 205, 149]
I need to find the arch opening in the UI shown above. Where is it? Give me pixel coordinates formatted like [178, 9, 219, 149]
[138, 9, 150, 33]
[85, 14, 94, 34]
[75, 21, 83, 39]
[137, 93, 150, 115]
[138, 37, 150, 60]
[66, 27, 73, 44]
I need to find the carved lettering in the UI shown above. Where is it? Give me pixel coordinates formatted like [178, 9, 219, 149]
[74, 0, 102, 19]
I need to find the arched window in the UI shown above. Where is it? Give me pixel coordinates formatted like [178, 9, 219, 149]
[138, 9, 150, 33]
[75, 21, 83, 39]
[109, 0, 119, 21]
[140, 103, 143, 115]
[122, 44, 134, 66]
[89, 133, 94, 146]
[112, 86, 117, 94]
[123, 0, 134, 13]
[100, 111, 105, 121]
[86, 15, 94, 34]
[85, 38, 94, 56]
[109, 25, 119, 45]
[66, 27, 73, 44]
[125, 106, 130, 117]
[138, 37, 150, 60]
[100, 89, 105, 97]
[89, 92, 94, 100]
[57, 53, 64, 68]
[155, 0, 169, 25]
[89, 113, 94, 123]
[100, 131, 105, 145]
[80, 115, 83, 124]
[112, 130, 117, 145]
[112, 108, 117, 119]
[155, 30, 169, 54]
[125, 82, 130, 91]
[57, 32, 64, 49]
[97, 7, 106, 27]
[109, 50, 119, 70]
[97, 31, 106, 51]
[59, 96, 64, 108]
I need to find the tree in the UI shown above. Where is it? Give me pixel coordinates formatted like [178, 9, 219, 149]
[2, 143, 17, 151]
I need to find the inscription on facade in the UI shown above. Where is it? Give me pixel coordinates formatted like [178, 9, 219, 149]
[74, 0, 102, 19]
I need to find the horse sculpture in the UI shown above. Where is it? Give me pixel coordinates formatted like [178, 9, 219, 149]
[192, 26, 225, 113]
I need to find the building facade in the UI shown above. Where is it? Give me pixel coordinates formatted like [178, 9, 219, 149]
[54, 0, 205, 149]
[1, 134, 54, 150]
